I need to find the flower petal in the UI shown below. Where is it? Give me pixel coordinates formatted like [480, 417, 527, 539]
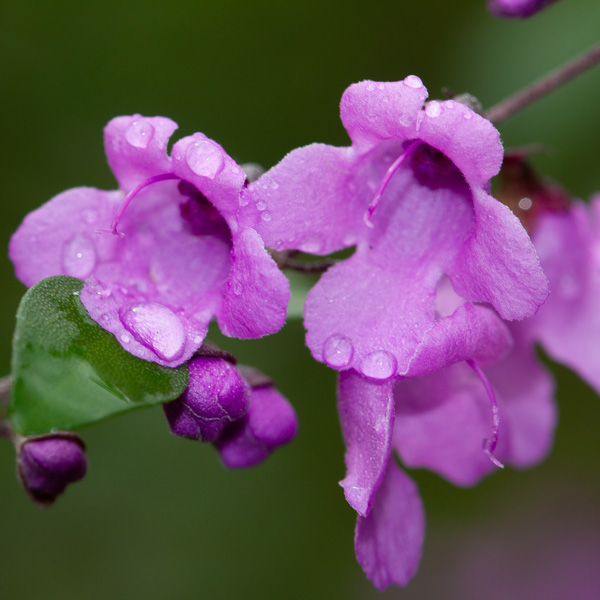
[485, 323, 556, 468]
[338, 370, 395, 517]
[216, 228, 290, 339]
[394, 361, 508, 486]
[529, 200, 600, 393]
[417, 99, 503, 187]
[10, 187, 123, 287]
[104, 115, 177, 193]
[171, 134, 246, 223]
[395, 324, 556, 486]
[340, 78, 428, 151]
[354, 460, 425, 591]
[248, 143, 360, 254]
[449, 188, 549, 320]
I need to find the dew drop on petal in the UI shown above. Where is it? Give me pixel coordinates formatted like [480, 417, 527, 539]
[359, 351, 397, 380]
[261, 211, 272, 222]
[425, 101, 442, 118]
[120, 333, 132, 344]
[463, 110, 473, 120]
[125, 119, 154, 149]
[62, 234, 97, 278]
[239, 193, 249, 207]
[121, 302, 186, 361]
[256, 200, 267, 211]
[323, 335, 354, 368]
[403, 75, 423, 89]
[185, 140, 225, 179]
[366, 82, 375, 92]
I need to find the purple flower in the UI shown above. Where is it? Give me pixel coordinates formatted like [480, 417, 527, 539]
[527, 194, 600, 393]
[163, 355, 251, 442]
[248, 77, 548, 382]
[17, 433, 88, 508]
[215, 367, 298, 468]
[247, 77, 550, 589]
[10, 116, 289, 367]
[488, 0, 558, 18]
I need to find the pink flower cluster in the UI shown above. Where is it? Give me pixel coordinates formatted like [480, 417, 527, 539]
[10, 75, 596, 589]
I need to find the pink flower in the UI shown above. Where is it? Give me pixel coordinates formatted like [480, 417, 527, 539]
[248, 77, 550, 589]
[10, 116, 289, 367]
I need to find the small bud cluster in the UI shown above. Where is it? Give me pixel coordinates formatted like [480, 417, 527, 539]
[163, 350, 298, 468]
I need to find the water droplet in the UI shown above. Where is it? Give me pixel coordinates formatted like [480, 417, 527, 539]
[120, 333, 132, 344]
[445, 100, 455, 109]
[83, 209, 97, 224]
[366, 82, 375, 92]
[261, 211, 272, 222]
[323, 335, 354, 368]
[185, 140, 225, 179]
[239, 192, 249, 207]
[62, 234, 97, 278]
[425, 101, 442, 118]
[121, 302, 186, 361]
[126, 119, 154, 149]
[403, 75, 423, 89]
[518, 197, 533, 211]
[271, 181, 279, 190]
[463, 110, 473, 120]
[256, 200, 267, 211]
[192, 335, 203, 344]
[301, 234, 323, 253]
[360, 351, 397, 380]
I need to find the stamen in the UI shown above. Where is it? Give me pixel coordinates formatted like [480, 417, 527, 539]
[363, 140, 420, 228]
[466, 359, 505, 470]
[109, 173, 179, 235]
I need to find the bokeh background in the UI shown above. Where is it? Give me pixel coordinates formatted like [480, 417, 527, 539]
[1, 1, 600, 598]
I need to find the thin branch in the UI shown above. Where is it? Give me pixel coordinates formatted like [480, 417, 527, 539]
[271, 250, 337, 274]
[485, 41, 600, 125]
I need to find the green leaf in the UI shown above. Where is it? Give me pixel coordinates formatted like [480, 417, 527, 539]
[9, 276, 189, 435]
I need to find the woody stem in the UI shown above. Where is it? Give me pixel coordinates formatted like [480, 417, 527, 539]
[485, 41, 600, 125]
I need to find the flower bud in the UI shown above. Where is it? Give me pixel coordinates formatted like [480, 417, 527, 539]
[216, 383, 298, 469]
[17, 433, 87, 508]
[163, 356, 251, 442]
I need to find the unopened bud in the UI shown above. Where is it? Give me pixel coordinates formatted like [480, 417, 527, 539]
[17, 433, 87, 508]
[164, 356, 251, 442]
[216, 384, 298, 469]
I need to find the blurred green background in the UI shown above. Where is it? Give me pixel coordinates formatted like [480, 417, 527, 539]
[1, 1, 599, 598]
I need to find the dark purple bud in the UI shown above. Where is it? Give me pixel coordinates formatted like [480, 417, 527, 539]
[488, 0, 558, 18]
[495, 155, 571, 233]
[163, 356, 251, 442]
[216, 385, 298, 469]
[17, 433, 87, 508]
